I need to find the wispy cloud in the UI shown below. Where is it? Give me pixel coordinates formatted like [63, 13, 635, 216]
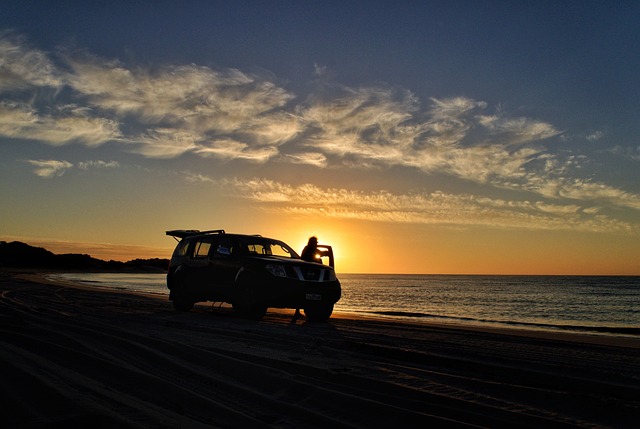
[65, 58, 296, 132]
[25, 159, 73, 178]
[195, 138, 280, 163]
[62, 52, 301, 159]
[477, 115, 560, 144]
[217, 177, 638, 234]
[131, 128, 201, 159]
[298, 89, 562, 188]
[586, 131, 604, 141]
[0, 32, 63, 91]
[2, 33, 639, 215]
[282, 152, 328, 167]
[533, 177, 640, 210]
[77, 160, 120, 170]
[180, 170, 216, 184]
[25, 159, 119, 177]
[0, 101, 120, 146]
[609, 145, 640, 161]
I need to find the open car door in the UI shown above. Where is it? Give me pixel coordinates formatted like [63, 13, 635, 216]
[316, 244, 335, 268]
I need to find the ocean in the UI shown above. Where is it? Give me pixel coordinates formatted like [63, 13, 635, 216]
[49, 273, 640, 337]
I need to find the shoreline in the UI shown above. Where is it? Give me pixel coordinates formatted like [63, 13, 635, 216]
[30, 271, 640, 349]
[2, 270, 639, 427]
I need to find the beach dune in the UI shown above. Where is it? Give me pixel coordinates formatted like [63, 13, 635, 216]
[1, 272, 638, 428]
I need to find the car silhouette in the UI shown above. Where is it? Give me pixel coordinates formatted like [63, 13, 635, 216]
[165, 229, 341, 321]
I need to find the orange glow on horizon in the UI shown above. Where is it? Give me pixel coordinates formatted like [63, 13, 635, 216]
[1, 236, 173, 263]
[4, 226, 640, 276]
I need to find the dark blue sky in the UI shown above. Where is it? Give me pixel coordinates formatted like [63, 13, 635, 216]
[5, 1, 638, 120]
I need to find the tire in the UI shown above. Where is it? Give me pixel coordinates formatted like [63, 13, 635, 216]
[169, 268, 194, 312]
[304, 303, 334, 322]
[232, 277, 267, 320]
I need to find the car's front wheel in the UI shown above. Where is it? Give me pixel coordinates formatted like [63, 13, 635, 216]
[304, 303, 334, 322]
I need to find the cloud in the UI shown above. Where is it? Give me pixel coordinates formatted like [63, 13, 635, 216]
[586, 131, 604, 141]
[195, 138, 279, 163]
[242, 112, 302, 145]
[0, 32, 63, 91]
[429, 96, 487, 122]
[25, 159, 119, 177]
[65, 57, 295, 133]
[26, 159, 73, 178]
[77, 160, 119, 170]
[300, 86, 418, 157]
[296, 90, 640, 213]
[179, 170, 216, 184]
[218, 178, 638, 234]
[297, 91, 562, 191]
[0, 101, 120, 146]
[534, 177, 640, 210]
[2, 34, 299, 156]
[2, 33, 639, 214]
[131, 128, 201, 159]
[609, 145, 640, 161]
[282, 152, 327, 167]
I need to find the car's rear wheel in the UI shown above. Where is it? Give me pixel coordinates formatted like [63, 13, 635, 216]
[169, 268, 194, 312]
[232, 277, 267, 320]
[304, 303, 334, 322]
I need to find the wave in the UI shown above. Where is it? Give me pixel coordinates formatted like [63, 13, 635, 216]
[368, 310, 640, 336]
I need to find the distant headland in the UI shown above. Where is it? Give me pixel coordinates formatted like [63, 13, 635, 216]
[0, 241, 169, 272]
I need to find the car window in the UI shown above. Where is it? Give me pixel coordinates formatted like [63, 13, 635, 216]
[241, 238, 297, 258]
[246, 243, 268, 255]
[173, 240, 190, 257]
[270, 243, 295, 257]
[213, 236, 234, 257]
[192, 241, 212, 258]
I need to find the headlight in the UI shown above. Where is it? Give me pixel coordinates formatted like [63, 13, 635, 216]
[265, 264, 287, 278]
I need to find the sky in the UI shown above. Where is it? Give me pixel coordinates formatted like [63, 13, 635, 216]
[1, 1, 639, 275]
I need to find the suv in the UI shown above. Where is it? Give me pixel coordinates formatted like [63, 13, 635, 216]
[165, 229, 341, 321]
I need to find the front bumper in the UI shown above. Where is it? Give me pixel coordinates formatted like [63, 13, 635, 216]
[257, 278, 341, 308]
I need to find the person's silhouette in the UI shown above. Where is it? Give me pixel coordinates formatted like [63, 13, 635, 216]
[301, 236, 320, 263]
[295, 236, 322, 321]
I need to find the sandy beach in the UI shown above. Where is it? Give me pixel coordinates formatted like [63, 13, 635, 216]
[1, 271, 638, 428]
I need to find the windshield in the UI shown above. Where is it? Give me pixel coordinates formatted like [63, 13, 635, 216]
[239, 237, 299, 259]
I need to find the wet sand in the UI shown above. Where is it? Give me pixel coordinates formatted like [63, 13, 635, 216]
[1, 271, 639, 428]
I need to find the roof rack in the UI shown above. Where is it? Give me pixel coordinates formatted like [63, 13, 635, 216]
[165, 229, 225, 240]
